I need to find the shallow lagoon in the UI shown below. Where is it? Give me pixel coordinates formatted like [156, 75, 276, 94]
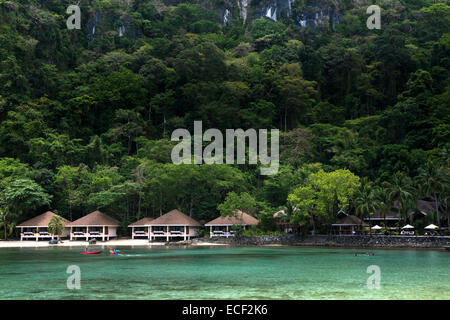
[0, 246, 448, 299]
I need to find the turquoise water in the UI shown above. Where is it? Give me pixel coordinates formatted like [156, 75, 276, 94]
[0, 246, 448, 299]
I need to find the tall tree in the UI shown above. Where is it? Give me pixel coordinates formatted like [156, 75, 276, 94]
[353, 179, 379, 233]
[48, 215, 65, 242]
[383, 172, 415, 226]
[415, 161, 449, 227]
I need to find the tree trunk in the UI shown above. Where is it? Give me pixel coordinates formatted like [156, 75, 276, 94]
[3, 219, 6, 240]
[163, 114, 166, 138]
[137, 192, 142, 220]
[434, 193, 440, 228]
[189, 194, 193, 217]
[284, 105, 287, 133]
[311, 214, 316, 235]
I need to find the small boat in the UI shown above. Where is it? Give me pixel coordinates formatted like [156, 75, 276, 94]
[81, 250, 102, 255]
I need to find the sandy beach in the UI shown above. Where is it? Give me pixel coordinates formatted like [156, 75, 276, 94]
[0, 239, 229, 248]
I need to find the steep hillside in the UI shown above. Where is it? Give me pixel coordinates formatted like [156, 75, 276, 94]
[0, 0, 448, 234]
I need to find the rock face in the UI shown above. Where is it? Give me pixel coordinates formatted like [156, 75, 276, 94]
[207, 0, 345, 26]
[77, 0, 352, 42]
[194, 235, 450, 248]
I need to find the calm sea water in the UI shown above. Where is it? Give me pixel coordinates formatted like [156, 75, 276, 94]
[0, 246, 448, 299]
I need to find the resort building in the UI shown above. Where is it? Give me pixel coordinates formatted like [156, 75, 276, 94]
[365, 201, 403, 229]
[205, 210, 259, 238]
[365, 200, 439, 228]
[273, 209, 297, 233]
[128, 217, 154, 239]
[69, 210, 120, 241]
[16, 211, 70, 241]
[409, 200, 439, 222]
[332, 214, 368, 235]
[148, 209, 202, 241]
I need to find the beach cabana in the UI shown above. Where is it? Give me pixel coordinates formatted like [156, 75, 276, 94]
[205, 210, 259, 238]
[148, 209, 202, 241]
[371, 225, 382, 234]
[128, 217, 154, 239]
[401, 224, 415, 235]
[68, 211, 120, 241]
[332, 215, 368, 235]
[16, 211, 70, 241]
[424, 224, 439, 236]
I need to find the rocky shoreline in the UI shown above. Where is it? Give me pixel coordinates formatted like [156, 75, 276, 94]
[1, 235, 449, 249]
[193, 235, 450, 249]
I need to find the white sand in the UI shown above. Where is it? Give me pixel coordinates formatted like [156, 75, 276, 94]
[0, 239, 228, 248]
[190, 242, 229, 246]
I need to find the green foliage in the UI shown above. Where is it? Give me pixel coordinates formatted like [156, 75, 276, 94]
[288, 168, 360, 232]
[257, 211, 277, 232]
[48, 215, 65, 239]
[218, 192, 257, 217]
[0, 1, 448, 232]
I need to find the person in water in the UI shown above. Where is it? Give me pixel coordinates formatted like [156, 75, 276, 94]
[109, 247, 120, 254]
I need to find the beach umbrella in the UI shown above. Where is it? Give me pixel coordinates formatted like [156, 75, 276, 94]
[371, 225, 382, 230]
[402, 224, 414, 229]
[424, 224, 438, 230]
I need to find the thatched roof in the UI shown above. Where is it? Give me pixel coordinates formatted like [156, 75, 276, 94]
[206, 210, 259, 226]
[332, 215, 367, 226]
[414, 200, 437, 215]
[17, 211, 70, 227]
[149, 209, 202, 226]
[69, 211, 120, 226]
[367, 210, 402, 220]
[128, 217, 154, 227]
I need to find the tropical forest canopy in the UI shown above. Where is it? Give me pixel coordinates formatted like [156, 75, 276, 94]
[0, 0, 448, 236]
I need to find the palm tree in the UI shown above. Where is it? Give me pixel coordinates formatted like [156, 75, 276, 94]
[383, 172, 415, 230]
[415, 161, 449, 228]
[48, 216, 65, 243]
[354, 179, 379, 234]
[374, 186, 394, 229]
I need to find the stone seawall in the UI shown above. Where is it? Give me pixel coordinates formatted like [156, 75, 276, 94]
[193, 235, 450, 248]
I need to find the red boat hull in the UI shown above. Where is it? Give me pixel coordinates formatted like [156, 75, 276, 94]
[81, 251, 102, 255]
